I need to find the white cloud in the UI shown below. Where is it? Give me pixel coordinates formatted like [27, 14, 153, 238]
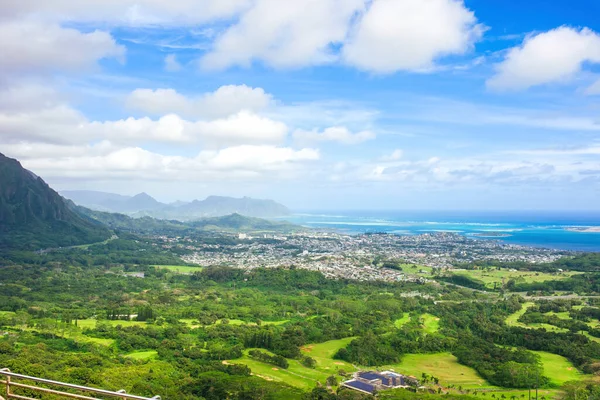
[487, 27, 600, 91]
[381, 149, 403, 161]
[1, 0, 252, 26]
[293, 126, 375, 145]
[585, 78, 600, 95]
[201, 0, 365, 69]
[193, 111, 288, 146]
[13, 143, 319, 182]
[342, 0, 484, 73]
[164, 54, 182, 72]
[127, 85, 273, 119]
[0, 21, 124, 75]
[0, 99, 287, 147]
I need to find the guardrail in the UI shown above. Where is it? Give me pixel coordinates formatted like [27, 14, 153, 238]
[0, 369, 161, 400]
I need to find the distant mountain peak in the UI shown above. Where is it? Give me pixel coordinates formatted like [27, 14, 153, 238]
[62, 190, 290, 220]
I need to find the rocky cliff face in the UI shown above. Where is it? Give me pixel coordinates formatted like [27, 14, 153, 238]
[0, 153, 111, 249]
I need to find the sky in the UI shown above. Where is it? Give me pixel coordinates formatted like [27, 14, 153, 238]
[1, 0, 600, 211]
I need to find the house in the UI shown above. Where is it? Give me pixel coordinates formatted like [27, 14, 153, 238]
[342, 370, 419, 394]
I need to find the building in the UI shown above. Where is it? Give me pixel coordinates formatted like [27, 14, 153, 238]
[342, 371, 418, 395]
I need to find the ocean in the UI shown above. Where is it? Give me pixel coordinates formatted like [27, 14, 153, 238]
[283, 211, 600, 252]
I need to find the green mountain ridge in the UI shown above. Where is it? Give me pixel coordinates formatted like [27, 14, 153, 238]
[76, 206, 301, 235]
[0, 153, 112, 250]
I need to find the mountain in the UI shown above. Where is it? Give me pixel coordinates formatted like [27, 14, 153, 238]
[76, 207, 301, 235]
[61, 190, 164, 213]
[142, 195, 291, 220]
[0, 154, 111, 250]
[63, 190, 291, 220]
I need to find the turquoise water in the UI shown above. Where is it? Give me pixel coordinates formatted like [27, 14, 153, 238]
[284, 211, 600, 252]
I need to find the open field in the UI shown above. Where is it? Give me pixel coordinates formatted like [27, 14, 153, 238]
[506, 302, 534, 327]
[228, 349, 332, 390]
[420, 314, 440, 334]
[153, 265, 203, 274]
[124, 350, 158, 360]
[506, 304, 600, 338]
[77, 319, 149, 329]
[383, 353, 487, 389]
[394, 313, 411, 328]
[301, 337, 357, 372]
[533, 351, 584, 386]
[454, 269, 580, 290]
[0, 311, 15, 317]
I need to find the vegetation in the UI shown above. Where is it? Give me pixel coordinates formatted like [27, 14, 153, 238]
[0, 152, 111, 250]
[0, 227, 599, 399]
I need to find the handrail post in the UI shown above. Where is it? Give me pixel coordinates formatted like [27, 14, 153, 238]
[1, 369, 10, 400]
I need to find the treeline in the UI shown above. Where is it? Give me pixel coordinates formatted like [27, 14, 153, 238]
[455, 253, 600, 273]
[508, 273, 600, 294]
[248, 349, 289, 369]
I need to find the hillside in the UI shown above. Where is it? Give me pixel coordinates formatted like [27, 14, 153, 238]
[0, 153, 111, 250]
[76, 206, 301, 235]
[62, 190, 291, 219]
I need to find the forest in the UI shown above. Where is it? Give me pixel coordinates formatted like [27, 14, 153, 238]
[0, 236, 599, 400]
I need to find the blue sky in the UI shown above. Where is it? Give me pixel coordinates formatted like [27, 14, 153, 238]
[1, 0, 600, 210]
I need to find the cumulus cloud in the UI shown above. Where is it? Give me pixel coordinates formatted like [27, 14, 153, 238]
[293, 126, 375, 145]
[0, 21, 124, 75]
[14, 143, 319, 182]
[126, 85, 273, 119]
[342, 0, 484, 73]
[201, 0, 365, 69]
[487, 27, 600, 91]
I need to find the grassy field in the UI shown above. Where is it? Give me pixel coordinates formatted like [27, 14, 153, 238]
[124, 350, 158, 360]
[394, 313, 411, 329]
[154, 265, 204, 274]
[453, 269, 580, 290]
[228, 349, 332, 390]
[383, 353, 487, 388]
[301, 337, 358, 373]
[505, 304, 598, 335]
[420, 314, 440, 334]
[0, 311, 15, 317]
[505, 302, 534, 327]
[533, 351, 584, 386]
[77, 319, 149, 329]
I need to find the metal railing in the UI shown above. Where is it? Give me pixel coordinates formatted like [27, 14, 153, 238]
[0, 369, 161, 400]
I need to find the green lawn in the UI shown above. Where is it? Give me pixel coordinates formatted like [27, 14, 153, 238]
[228, 339, 362, 390]
[454, 269, 580, 290]
[383, 353, 487, 389]
[153, 265, 203, 274]
[228, 349, 331, 390]
[533, 351, 584, 386]
[394, 313, 411, 329]
[301, 337, 358, 373]
[77, 319, 148, 329]
[124, 350, 158, 360]
[506, 302, 535, 327]
[420, 313, 440, 334]
[214, 318, 290, 326]
[0, 311, 15, 317]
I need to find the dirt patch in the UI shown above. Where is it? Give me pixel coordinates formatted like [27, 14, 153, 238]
[222, 361, 232, 365]
[272, 368, 279, 371]
[334, 362, 345, 365]
[302, 345, 314, 353]
[567, 367, 573, 371]
[255, 374, 273, 381]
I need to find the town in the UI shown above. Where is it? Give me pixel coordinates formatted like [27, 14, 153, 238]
[153, 231, 568, 282]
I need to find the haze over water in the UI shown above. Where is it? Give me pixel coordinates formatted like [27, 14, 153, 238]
[286, 211, 600, 252]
